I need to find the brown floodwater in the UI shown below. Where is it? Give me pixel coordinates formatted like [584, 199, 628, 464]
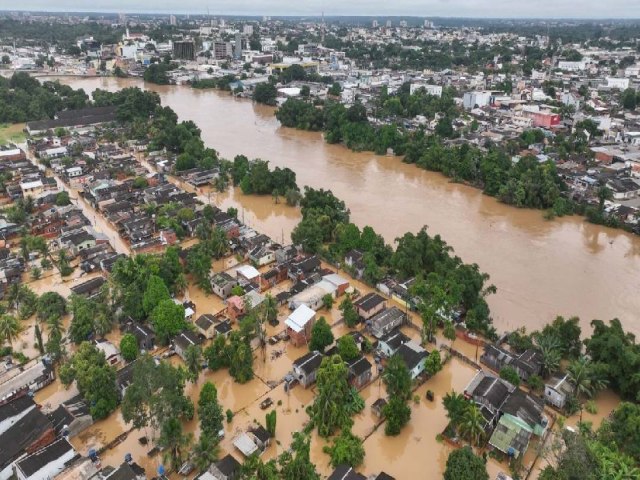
[51, 76, 640, 337]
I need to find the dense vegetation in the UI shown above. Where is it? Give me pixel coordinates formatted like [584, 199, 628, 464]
[277, 92, 571, 213]
[0, 72, 89, 123]
[292, 187, 496, 336]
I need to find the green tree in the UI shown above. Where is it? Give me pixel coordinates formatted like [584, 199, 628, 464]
[119, 333, 139, 362]
[500, 366, 521, 387]
[151, 299, 186, 345]
[442, 391, 469, 430]
[198, 381, 224, 438]
[142, 274, 171, 316]
[308, 355, 351, 436]
[323, 427, 365, 468]
[443, 319, 456, 347]
[383, 396, 411, 436]
[444, 446, 488, 480]
[424, 349, 443, 377]
[567, 356, 608, 399]
[55, 191, 71, 206]
[204, 335, 230, 371]
[0, 314, 21, 346]
[339, 295, 359, 328]
[36, 291, 66, 322]
[322, 293, 334, 311]
[266, 410, 277, 438]
[535, 332, 562, 378]
[121, 354, 194, 431]
[184, 344, 202, 382]
[383, 354, 412, 401]
[459, 403, 486, 446]
[337, 334, 360, 362]
[621, 88, 638, 110]
[59, 342, 119, 419]
[192, 433, 220, 473]
[309, 316, 334, 352]
[158, 416, 193, 470]
[279, 433, 320, 480]
[253, 82, 278, 106]
[228, 335, 254, 383]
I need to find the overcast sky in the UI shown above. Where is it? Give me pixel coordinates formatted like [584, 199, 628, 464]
[3, 0, 640, 18]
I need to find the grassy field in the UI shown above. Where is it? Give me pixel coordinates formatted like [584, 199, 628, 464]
[0, 123, 26, 145]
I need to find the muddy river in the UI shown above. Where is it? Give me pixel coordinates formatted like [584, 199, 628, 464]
[51, 76, 640, 337]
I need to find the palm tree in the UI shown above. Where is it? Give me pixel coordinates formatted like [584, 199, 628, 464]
[0, 314, 21, 346]
[442, 391, 468, 431]
[567, 356, 608, 399]
[191, 434, 220, 472]
[47, 315, 63, 338]
[159, 417, 193, 471]
[458, 403, 486, 446]
[535, 333, 562, 378]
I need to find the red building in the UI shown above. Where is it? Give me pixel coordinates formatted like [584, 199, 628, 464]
[525, 111, 561, 129]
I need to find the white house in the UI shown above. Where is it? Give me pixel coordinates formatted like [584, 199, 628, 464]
[396, 341, 428, 380]
[544, 373, 574, 409]
[95, 339, 121, 367]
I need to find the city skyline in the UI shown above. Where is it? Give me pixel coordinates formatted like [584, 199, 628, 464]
[2, 0, 640, 19]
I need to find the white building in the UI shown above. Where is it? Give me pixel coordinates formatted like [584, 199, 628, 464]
[409, 83, 443, 97]
[557, 60, 588, 71]
[463, 91, 492, 110]
[606, 77, 630, 90]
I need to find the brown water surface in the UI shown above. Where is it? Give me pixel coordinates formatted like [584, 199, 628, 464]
[55, 76, 640, 336]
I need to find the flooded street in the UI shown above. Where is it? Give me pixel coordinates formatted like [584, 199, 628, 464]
[50, 76, 640, 338]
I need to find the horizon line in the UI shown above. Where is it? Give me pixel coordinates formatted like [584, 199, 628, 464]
[1, 9, 640, 20]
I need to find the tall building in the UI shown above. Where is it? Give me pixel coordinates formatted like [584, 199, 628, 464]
[169, 15, 177, 26]
[399, 20, 408, 28]
[234, 33, 243, 59]
[173, 41, 195, 60]
[243, 24, 254, 35]
[213, 41, 233, 60]
[386, 20, 392, 28]
[372, 20, 379, 28]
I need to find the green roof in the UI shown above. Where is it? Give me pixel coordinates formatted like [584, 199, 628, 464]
[489, 414, 533, 458]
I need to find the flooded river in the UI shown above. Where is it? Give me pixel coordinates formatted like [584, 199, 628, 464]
[54, 76, 640, 337]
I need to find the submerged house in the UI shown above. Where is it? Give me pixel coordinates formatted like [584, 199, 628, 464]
[367, 307, 406, 339]
[173, 330, 204, 361]
[377, 328, 410, 358]
[292, 351, 324, 388]
[284, 305, 317, 347]
[464, 370, 548, 460]
[480, 344, 543, 381]
[396, 341, 428, 380]
[544, 373, 574, 409]
[354, 292, 387, 320]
